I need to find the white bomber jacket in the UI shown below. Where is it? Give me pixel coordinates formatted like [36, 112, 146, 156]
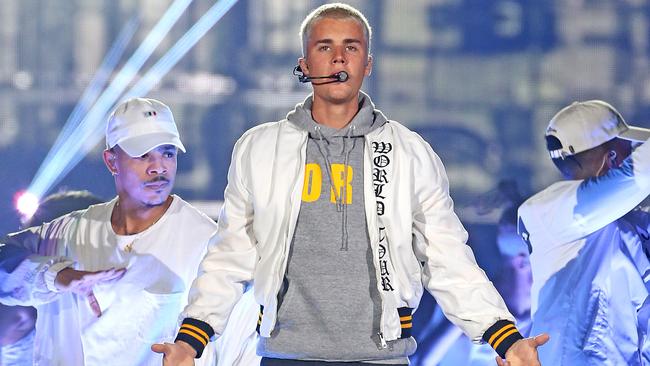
[182, 115, 517, 353]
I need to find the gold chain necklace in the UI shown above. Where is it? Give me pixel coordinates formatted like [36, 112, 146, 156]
[124, 240, 135, 253]
[118, 232, 139, 253]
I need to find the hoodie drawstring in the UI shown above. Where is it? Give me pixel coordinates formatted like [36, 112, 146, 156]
[341, 126, 356, 251]
[313, 125, 356, 251]
[313, 126, 341, 209]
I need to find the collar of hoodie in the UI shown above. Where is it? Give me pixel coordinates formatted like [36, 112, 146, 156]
[285, 90, 388, 140]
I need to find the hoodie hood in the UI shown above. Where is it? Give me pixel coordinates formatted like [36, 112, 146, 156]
[286, 91, 388, 138]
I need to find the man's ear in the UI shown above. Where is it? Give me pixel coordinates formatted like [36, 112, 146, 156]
[298, 57, 309, 76]
[364, 54, 373, 77]
[103, 149, 118, 176]
[606, 150, 618, 168]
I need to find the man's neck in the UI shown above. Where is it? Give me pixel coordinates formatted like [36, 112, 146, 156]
[311, 94, 360, 129]
[111, 195, 173, 235]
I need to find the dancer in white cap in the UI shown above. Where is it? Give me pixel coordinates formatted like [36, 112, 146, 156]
[518, 100, 650, 365]
[0, 97, 222, 365]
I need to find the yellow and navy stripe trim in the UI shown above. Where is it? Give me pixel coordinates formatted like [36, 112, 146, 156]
[256, 305, 264, 334]
[482, 320, 524, 359]
[398, 307, 413, 338]
[174, 318, 215, 358]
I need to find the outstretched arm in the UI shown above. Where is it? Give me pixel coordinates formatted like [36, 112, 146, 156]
[0, 221, 75, 306]
[0, 215, 125, 313]
[162, 135, 258, 360]
[411, 138, 521, 349]
[519, 138, 650, 247]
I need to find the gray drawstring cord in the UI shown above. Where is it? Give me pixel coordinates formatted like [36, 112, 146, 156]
[312, 124, 356, 251]
[340, 125, 356, 251]
[314, 126, 343, 211]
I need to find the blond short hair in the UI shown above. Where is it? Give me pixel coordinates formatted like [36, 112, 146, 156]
[299, 3, 372, 56]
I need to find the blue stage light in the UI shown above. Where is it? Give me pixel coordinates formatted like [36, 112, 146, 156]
[28, 0, 195, 199]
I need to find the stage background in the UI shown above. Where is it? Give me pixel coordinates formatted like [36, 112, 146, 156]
[1, 1, 649, 364]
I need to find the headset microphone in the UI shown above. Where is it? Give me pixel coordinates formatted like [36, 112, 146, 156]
[293, 65, 348, 84]
[335, 71, 349, 82]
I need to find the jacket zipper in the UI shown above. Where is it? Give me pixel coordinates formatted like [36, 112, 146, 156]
[378, 332, 388, 349]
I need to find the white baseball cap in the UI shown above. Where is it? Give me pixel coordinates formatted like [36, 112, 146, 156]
[105, 97, 186, 157]
[546, 100, 650, 159]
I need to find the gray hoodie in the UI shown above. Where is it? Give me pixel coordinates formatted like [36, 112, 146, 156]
[257, 92, 416, 363]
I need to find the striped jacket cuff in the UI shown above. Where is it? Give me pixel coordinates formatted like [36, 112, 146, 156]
[175, 318, 215, 358]
[397, 307, 413, 338]
[482, 320, 524, 359]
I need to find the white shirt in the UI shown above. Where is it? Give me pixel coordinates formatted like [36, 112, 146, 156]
[518, 139, 650, 365]
[0, 195, 219, 366]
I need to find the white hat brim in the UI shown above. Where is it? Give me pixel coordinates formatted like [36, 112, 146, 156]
[116, 132, 186, 157]
[620, 125, 650, 143]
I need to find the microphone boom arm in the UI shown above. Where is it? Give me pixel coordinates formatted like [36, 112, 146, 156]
[293, 65, 348, 83]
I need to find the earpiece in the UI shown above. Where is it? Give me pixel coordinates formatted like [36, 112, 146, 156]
[109, 155, 118, 176]
[608, 150, 617, 162]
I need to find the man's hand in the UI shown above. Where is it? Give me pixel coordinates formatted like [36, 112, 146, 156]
[151, 341, 196, 366]
[54, 267, 126, 317]
[496, 333, 550, 366]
